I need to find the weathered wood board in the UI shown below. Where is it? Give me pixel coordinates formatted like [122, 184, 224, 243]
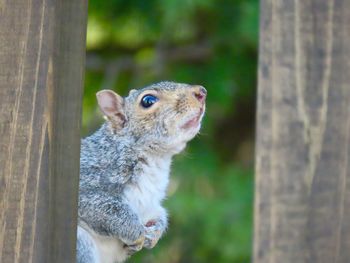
[254, 1, 350, 263]
[0, 1, 87, 262]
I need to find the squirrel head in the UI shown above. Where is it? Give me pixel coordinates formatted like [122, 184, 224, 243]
[96, 81, 206, 154]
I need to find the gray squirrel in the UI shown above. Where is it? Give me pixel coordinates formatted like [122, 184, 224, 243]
[77, 81, 207, 263]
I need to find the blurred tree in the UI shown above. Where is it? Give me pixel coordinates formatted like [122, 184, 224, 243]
[83, 1, 258, 262]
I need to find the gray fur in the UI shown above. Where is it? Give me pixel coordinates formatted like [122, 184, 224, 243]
[79, 124, 146, 241]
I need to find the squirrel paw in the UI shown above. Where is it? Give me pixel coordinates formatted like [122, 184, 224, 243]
[123, 235, 145, 255]
[143, 222, 162, 249]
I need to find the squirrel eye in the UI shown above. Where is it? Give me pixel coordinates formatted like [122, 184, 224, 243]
[141, 94, 158, 108]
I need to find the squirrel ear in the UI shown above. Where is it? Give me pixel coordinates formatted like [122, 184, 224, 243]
[96, 90, 126, 129]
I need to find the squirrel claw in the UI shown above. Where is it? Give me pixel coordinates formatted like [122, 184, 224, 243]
[123, 235, 145, 255]
[143, 237, 158, 249]
[143, 226, 162, 249]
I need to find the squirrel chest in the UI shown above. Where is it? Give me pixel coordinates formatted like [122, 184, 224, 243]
[122, 156, 171, 222]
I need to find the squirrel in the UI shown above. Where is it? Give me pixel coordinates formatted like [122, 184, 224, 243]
[76, 81, 207, 263]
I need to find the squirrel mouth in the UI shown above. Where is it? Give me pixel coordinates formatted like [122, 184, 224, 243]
[181, 108, 204, 130]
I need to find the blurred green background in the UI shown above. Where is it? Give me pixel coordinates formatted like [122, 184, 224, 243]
[83, 0, 258, 262]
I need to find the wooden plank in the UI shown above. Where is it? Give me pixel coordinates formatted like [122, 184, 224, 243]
[254, 1, 350, 262]
[0, 1, 87, 262]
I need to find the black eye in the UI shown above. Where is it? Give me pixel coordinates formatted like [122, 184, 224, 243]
[141, 94, 158, 108]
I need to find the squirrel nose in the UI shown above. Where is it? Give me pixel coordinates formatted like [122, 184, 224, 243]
[193, 86, 207, 103]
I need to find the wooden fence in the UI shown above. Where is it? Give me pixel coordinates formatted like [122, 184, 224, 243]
[254, 1, 350, 263]
[0, 1, 87, 262]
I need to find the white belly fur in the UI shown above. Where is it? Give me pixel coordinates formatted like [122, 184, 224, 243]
[80, 223, 127, 263]
[123, 157, 170, 222]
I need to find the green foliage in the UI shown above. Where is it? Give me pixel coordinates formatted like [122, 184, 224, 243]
[84, 0, 258, 262]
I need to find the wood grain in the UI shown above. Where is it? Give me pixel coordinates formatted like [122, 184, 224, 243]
[0, 0, 87, 262]
[254, 1, 350, 263]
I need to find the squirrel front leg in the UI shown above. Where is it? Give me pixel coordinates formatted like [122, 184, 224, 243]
[143, 206, 168, 249]
[78, 190, 145, 249]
